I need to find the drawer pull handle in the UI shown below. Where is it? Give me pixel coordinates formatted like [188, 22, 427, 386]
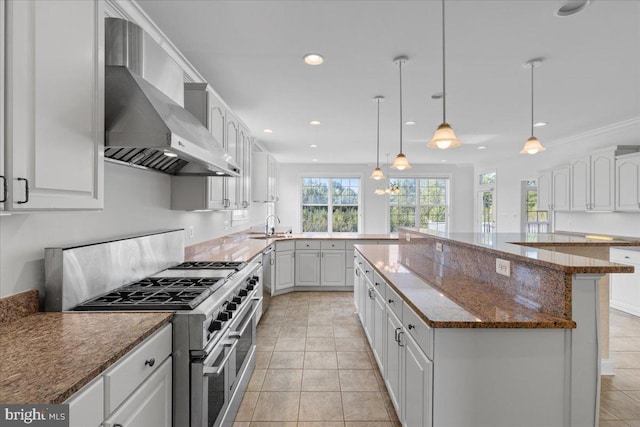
[388, 299, 394, 304]
[17, 178, 29, 204]
[144, 358, 156, 367]
[408, 324, 415, 330]
[114, 424, 123, 427]
[397, 331, 405, 347]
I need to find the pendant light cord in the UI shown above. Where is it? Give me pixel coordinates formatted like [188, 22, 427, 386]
[530, 63, 534, 138]
[442, 0, 446, 123]
[399, 60, 403, 153]
[376, 99, 381, 168]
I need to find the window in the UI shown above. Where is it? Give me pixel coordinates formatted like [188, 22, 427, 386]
[388, 177, 449, 233]
[522, 180, 549, 233]
[301, 177, 360, 232]
[478, 170, 496, 233]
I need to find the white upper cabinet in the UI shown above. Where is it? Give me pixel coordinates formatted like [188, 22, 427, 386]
[4, 0, 104, 211]
[536, 170, 552, 212]
[571, 148, 618, 211]
[225, 113, 239, 209]
[252, 151, 279, 203]
[552, 166, 571, 211]
[615, 152, 640, 211]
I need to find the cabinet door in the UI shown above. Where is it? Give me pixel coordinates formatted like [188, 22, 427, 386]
[6, 0, 104, 210]
[353, 268, 361, 312]
[103, 357, 172, 427]
[571, 157, 590, 211]
[295, 250, 321, 286]
[591, 150, 615, 210]
[402, 334, 433, 427]
[616, 154, 640, 211]
[225, 116, 239, 209]
[66, 376, 103, 427]
[552, 166, 571, 211]
[240, 131, 252, 208]
[321, 250, 346, 286]
[384, 309, 403, 417]
[537, 170, 552, 211]
[275, 250, 295, 291]
[0, 0, 5, 211]
[364, 283, 375, 345]
[372, 290, 386, 372]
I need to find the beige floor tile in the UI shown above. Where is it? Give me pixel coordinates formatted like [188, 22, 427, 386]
[298, 392, 344, 421]
[335, 337, 369, 351]
[611, 338, 640, 352]
[257, 337, 277, 352]
[339, 370, 380, 391]
[252, 392, 301, 422]
[257, 325, 282, 338]
[601, 391, 640, 420]
[275, 337, 307, 352]
[308, 314, 333, 325]
[236, 391, 260, 421]
[306, 337, 336, 352]
[342, 392, 390, 421]
[270, 352, 305, 369]
[623, 421, 640, 427]
[609, 369, 640, 391]
[262, 369, 303, 391]
[249, 423, 297, 427]
[598, 422, 629, 427]
[233, 422, 251, 427]
[298, 422, 345, 427]
[302, 370, 341, 391]
[307, 325, 335, 337]
[248, 369, 267, 391]
[279, 325, 308, 338]
[337, 352, 373, 369]
[256, 352, 273, 370]
[623, 391, 640, 402]
[304, 352, 338, 369]
[612, 352, 640, 369]
[334, 326, 364, 338]
[344, 423, 392, 427]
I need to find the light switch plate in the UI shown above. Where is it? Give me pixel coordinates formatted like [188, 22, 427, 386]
[496, 258, 511, 277]
[436, 242, 443, 252]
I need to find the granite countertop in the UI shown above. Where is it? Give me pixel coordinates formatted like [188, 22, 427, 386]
[356, 245, 576, 329]
[0, 312, 172, 404]
[400, 229, 637, 274]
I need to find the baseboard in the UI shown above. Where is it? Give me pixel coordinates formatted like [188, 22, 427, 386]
[601, 358, 614, 376]
[610, 302, 640, 317]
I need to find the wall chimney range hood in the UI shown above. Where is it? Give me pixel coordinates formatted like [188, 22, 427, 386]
[104, 18, 240, 177]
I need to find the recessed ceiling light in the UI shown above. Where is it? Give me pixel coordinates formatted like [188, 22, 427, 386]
[440, 160, 447, 163]
[404, 121, 416, 126]
[312, 158, 319, 162]
[215, 171, 225, 175]
[263, 128, 273, 133]
[163, 150, 178, 158]
[533, 122, 547, 127]
[555, 0, 590, 17]
[310, 144, 318, 148]
[310, 120, 321, 126]
[477, 146, 487, 150]
[303, 53, 324, 65]
[431, 92, 443, 100]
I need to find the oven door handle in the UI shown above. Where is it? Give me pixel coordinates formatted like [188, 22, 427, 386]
[203, 339, 239, 376]
[229, 297, 263, 339]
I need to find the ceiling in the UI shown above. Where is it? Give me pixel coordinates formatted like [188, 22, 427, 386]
[137, 0, 640, 166]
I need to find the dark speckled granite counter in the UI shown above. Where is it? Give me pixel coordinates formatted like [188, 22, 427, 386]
[0, 312, 172, 404]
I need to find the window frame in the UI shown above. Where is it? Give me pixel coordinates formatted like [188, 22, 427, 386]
[521, 179, 549, 233]
[476, 169, 497, 233]
[386, 174, 452, 234]
[299, 174, 363, 233]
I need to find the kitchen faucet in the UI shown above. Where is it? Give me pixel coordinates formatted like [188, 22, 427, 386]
[264, 214, 280, 236]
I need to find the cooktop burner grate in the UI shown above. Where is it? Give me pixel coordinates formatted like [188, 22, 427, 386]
[171, 261, 247, 271]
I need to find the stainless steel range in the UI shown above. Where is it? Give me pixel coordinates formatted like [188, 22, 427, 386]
[44, 230, 261, 427]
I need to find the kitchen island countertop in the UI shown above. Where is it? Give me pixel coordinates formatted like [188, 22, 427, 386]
[0, 311, 172, 404]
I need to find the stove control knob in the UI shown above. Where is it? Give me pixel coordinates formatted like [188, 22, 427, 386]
[238, 289, 248, 297]
[227, 303, 238, 311]
[246, 283, 255, 291]
[232, 296, 242, 304]
[251, 275, 259, 281]
[217, 312, 230, 321]
[208, 320, 223, 332]
[248, 279, 258, 285]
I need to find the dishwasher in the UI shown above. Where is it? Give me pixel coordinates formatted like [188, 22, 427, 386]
[261, 245, 273, 314]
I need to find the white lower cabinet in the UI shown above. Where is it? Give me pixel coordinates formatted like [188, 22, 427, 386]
[275, 249, 295, 291]
[321, 250, 346, 286]
[66, 376, 104, 427]
[610, 248, 640, 316]
[384, 308, 403, 415]
[295, 250, 321, 286]
[402, 332, 433, 427]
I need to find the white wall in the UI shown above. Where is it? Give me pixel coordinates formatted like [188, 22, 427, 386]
[275, 163, 475, 234]
[474, 119, 640, 236]
[0, 162, 268, 298]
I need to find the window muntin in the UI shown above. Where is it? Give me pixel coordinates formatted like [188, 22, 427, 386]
[389, 177, 449, 233]
[301, 177, 360, 232]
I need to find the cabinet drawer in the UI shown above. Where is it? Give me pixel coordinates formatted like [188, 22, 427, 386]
[321, 240, 346, 250]
[402, 305, 433, 360]
[104, 324, 172, 414]
[296, 240, 321, 250]
[66, 376, 103, 427]
[372, 271, 387, 299]
[276, 240, 295, 252]
[385, 285, 403, 321]
[610, 248, 640, 265]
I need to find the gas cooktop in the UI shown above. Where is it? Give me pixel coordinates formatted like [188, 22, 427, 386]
[171, 261, 247, 270]
[74, 276, 228, 311]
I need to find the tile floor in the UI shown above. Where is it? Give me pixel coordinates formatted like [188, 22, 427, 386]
[234, 292, 640, 427]
[600, 308, 640, 427]
[233, 291, 400, 427]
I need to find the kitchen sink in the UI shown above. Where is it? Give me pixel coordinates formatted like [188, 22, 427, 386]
[249, 234, 291, 240]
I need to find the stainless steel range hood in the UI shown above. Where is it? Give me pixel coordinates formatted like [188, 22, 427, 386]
[104, 18, 239, 177]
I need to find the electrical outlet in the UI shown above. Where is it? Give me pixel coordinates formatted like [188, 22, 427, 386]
[405, 233, 411, 242]
[188, 226, 194, 239]
[496, 258, 511, 277]
[436, 242, 443, 252]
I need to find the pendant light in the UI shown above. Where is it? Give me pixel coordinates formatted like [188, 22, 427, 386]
[428, 0, 462, 150]
[520, 59, 546, 155]
[375, 153, 390, 195]
[370, 96, 385, 180]
[391, 56, 411, 170]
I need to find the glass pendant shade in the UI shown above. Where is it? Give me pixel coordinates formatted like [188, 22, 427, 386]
[374, 188, 386, 195]
[520, 137, 546, 155]
[427, 122, 462, 149]
[391, 153, 411, 170]
[370, 167, 384, 180]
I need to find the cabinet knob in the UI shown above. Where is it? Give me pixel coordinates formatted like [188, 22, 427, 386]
[388, 299, 394, 304]
[408, 324, 415, 330]
[144, 358, 156, 367]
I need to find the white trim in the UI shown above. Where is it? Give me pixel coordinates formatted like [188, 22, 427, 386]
[546, 116, 640, 148]
[601, 358, 613, 376]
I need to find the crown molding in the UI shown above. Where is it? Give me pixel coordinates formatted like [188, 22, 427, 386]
[546, 116, 640, 148]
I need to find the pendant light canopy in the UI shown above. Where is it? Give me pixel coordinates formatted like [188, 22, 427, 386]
[370, 96, 385, 180]
[391, 56, 411, 170]
[520, 59, 546, 155]
[428, 0, 462, 150]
